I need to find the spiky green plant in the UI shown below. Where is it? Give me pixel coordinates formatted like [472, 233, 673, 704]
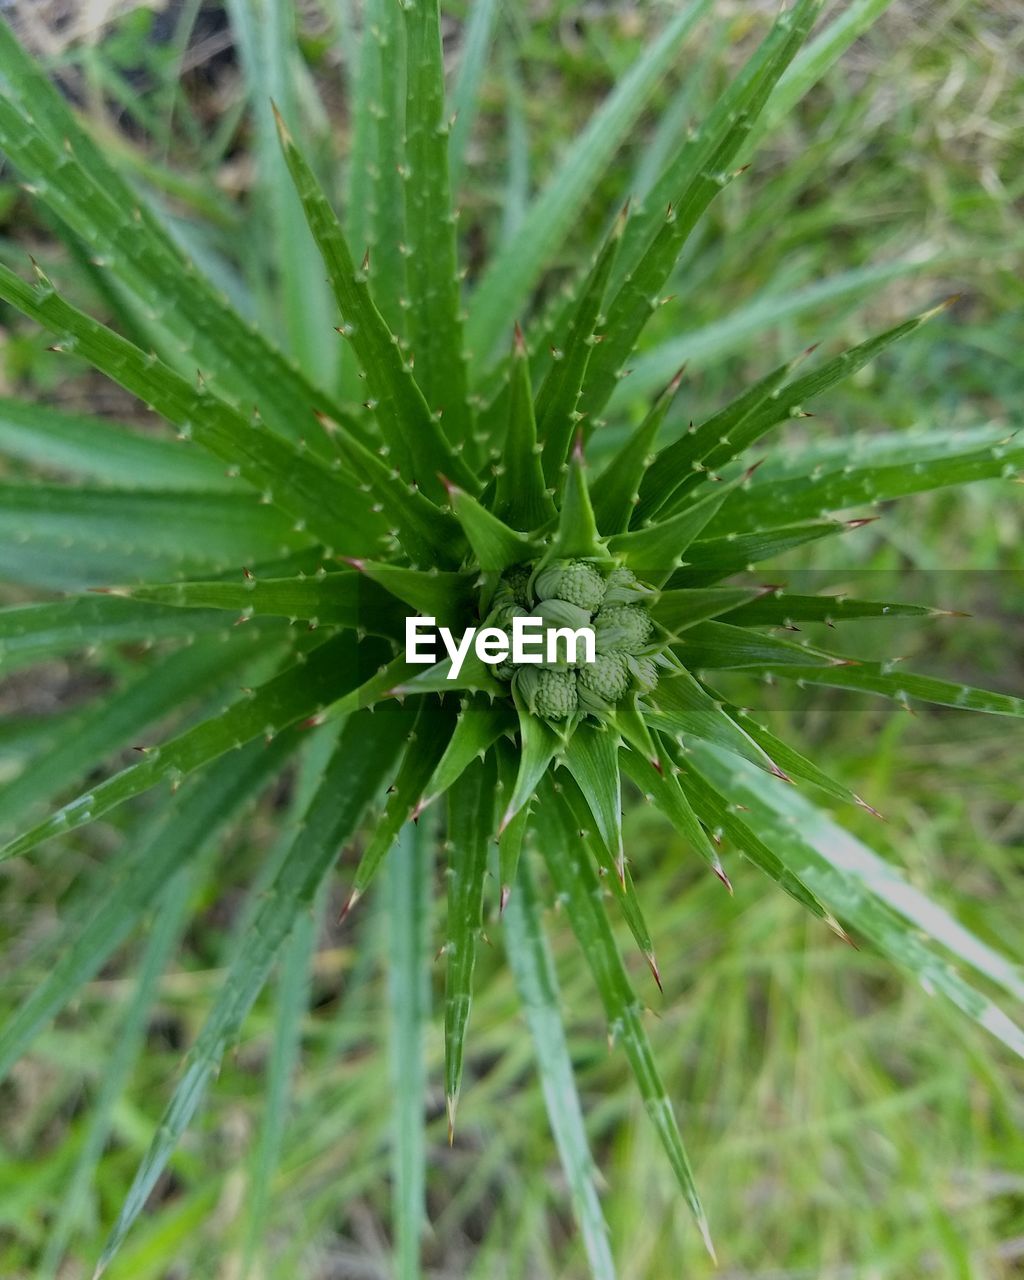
[0, 1, 1021, 1275]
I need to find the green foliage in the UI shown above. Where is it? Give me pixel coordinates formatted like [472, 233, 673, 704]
[0, 2, 1020, 1277]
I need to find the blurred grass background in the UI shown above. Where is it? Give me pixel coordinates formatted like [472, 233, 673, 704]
[0, 1, 1021, 1276]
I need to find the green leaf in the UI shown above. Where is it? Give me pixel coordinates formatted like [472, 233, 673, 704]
[0, 485, 311, 590]
[579, 0, 822, 425]
[0, 596, 242, 673]
[0, 633, 387, 862]
[502, 853, 617, 1280]
[671, 619, 841, 669]
[634, 350, 806, 525]
[346, 701, 457, 909]
[620, 745, 729, 888]
[0, 396, 235, 491]
[467, 0, 710, 369]
[331, 428, 465, 568]
[128, 572, 407, 636]
[672, 751, 836, 925]
[535, 781, 714, 1258]
[495, 739, 531, 911]
[0, 262, 388, 557]
[416, 696, 513, 816]
[96, 703, 408, 1273]
[0, 24, 349, 459]
[712, 427, 1024, 532]
[562, 721, 624, 879]
[762, 657, 1024, 718]
[0, 737, 293, 1081]
[344, 559, 477, 625]
[444, 754, 498, 1135]
[386, 813, 434, 1280]
[446, 480, 542, 572]
[721, 590, 934, 628]
[537, 440, 609, 568]
[590, 367, 684, 534]
[274, 108, 478, 500]
[666, 519, 868, 588]
[650, 585, 769, 636]
[0, 630, 272, 844]
[402, 0, 472, 447]
[493, 327, 556, 530]
[606, 471, 744, 586]
[691, 744, 1024, 1054]
[498, 690, 564, 838]
[642, 666, 787, 778]
[537, 207, 627, 487]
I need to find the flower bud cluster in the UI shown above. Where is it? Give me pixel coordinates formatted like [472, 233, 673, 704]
[487, 559, 661, 721]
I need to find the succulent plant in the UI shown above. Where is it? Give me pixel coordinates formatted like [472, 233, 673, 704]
[0, 1, 1021, 1275]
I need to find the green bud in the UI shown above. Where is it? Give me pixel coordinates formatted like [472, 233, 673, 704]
[517, 666, 578, 720]
[501, 564, 534, 608]
[602, 565, 650, 606]
[534, 559, 606, 610]
[627, 654, 660, 694]
[535, 598, 592, 630]
[577, 652, 631, 715]
[594, 604, 653, 654]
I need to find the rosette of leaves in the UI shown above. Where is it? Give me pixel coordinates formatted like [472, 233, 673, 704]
[0, 2, 1022, 1275]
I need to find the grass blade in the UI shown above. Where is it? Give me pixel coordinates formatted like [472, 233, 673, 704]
[503, 852, 617, 1280]
[387, 816, 434, 1280]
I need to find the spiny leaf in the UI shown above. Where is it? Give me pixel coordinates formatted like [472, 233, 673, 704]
[536, 781, 714, 1258]
[96, 703, 408, 1273]
[495, 740, 531, 912]
[579, 0, 823, 425]
[346, 700, 458, 910]
[635, 349, 808, 525]
[274, 107, 478, 500]
[500, 686, 564, 836]
[444, 754, 498, 1137]
[466, 0, 711, 369]
[537, 439, 609, 569]
[607, 470, 746, 585]
[415, 697, 513, 817]
[0, 262, 388, 557]
[711, 426, 1023, 532]
[0, 26, 351, 459]
[537, 205, 627, 487]
[0, 737, 294, 1081]
[562, 721, 624, 880]
[330, 427, 465, 568]
[671, 619, 844, 670]
[620, 745, 729, 889]
[445, 479, 542, 572]
[650, 585, 770, 636]
[692, 744, 1024, 1055]
[590, 367, 685, 534]
[0, 633, 386, 863]
[666, 519, 872, 587]
[0, 396, 235, 492]
[493, 326, 556, 530]
[344, 559, 477, 626]
[762, 657, 1024, 718]
[0, 596, 240, 673]
[721, 590, 935, 628]
[127, 573, 406, 637]
[402, 0, 473, 446]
